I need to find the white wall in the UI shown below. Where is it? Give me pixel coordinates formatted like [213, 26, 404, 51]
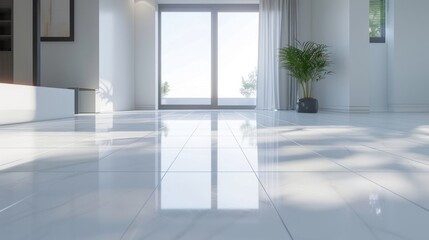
[311, 0, 350, 111]
[348, 0, 370, 112]
[135, 0, 158, 110]
[298, 0, 312, 42]
[0, 84, 74, 125]
[310, 0, 370, 112]
[387, 0, 429, 112]
[13, 0, 33, 85]
[370, 44, 388, 112]
[41, 0, 99, 90]
[98, 0, 136, 112]
[386, 0, 395, 112]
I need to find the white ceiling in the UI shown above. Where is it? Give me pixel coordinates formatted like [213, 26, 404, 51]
[157, 0, 259, 4]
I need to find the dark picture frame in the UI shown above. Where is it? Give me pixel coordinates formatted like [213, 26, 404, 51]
[40, 0, 74, 42]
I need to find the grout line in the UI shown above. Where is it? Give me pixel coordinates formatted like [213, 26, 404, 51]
[220, 112, 295, 240]
[240, 111, 429, 213]
[0, 113, 189, 173]
[2, 170, 428, 175]
[283, 134, 429, 212]
[0, 195, 34, 214]
[3, 170, 429, 173]
[0, 171, 96, 215]
[0, 111, 181, 169]
[119, 111, 209, 240]
[254, 111, 429, 167]
[362, 144, 429, 167]
[0, 112, 189, 215]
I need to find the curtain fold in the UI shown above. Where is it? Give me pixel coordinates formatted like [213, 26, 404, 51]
[257, 0, 298, 110]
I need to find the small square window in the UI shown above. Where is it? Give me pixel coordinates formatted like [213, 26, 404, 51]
[370, 0, 386, 43]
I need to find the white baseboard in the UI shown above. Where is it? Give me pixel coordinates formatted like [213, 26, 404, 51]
[349, 106, 371, 113]
[320, 105, 370, 113]
[389, 105, 429, 113]
[136, 105, 157, 110]
[369, 109, 389, 113]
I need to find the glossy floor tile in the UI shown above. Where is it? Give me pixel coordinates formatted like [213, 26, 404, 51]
[259, 172, 429, 240]
[121, 172, 292, 240]
[0, 172, 161, 240]
[1, 110, 429, 239]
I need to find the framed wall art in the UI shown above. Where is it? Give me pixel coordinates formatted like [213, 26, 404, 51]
[41, 0, 74, 41]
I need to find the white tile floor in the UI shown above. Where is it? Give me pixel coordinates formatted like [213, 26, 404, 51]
[1, 110, 429, 239]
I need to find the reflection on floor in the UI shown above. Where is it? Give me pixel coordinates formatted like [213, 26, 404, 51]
[1, 110, 429, 239]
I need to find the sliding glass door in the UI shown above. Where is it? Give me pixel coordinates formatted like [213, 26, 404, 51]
[218, 12, 259, 106]
[159, 5, 259, 109]
[160, 12, 212, 106]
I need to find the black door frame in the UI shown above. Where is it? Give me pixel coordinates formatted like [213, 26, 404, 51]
[33, 0, 41, 86]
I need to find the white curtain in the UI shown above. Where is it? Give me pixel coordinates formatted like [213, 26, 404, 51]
[257, 0, 298, 110]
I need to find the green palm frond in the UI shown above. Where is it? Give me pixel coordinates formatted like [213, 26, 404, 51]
[279, 41, 332, 98]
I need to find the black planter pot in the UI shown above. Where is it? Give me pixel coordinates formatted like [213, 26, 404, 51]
[297, 98, 319, 113]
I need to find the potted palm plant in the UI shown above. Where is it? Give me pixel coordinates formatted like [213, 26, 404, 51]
[279, 41, 332, 113]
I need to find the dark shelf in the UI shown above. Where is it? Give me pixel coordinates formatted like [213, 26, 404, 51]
[0, 3, 13, 83]
[0, 7, 12, 48]
[0, 18, 12, 35]
[0, 8, 11, 21]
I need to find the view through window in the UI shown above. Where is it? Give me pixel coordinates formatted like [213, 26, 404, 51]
[370, 0, 386, 43]
[160, 5, 259, 108]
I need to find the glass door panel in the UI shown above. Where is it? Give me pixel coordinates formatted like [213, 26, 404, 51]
[218, 12, 259, 106]
[160, 12, 211, 105]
